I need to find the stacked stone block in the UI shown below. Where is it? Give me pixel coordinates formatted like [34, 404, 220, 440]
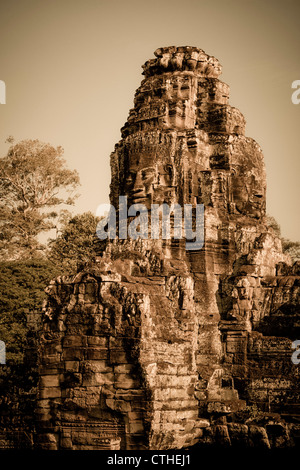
[36, 47, 300, 449]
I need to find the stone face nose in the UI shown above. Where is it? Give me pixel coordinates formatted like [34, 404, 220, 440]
[128, 168, 156, 204]
[132, 172, 144, 194]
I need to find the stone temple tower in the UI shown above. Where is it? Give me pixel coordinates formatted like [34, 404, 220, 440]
[36, 47, 299, 450]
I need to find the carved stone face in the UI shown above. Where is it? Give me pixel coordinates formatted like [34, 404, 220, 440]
[125, 161, 175, 207]
[126, 167, 155, 203]
[231, 168, 265, 219]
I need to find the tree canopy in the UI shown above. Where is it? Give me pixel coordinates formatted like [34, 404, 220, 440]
[0, 259, 60, 432]
[48, 211, 101, 274]
[0, 139, 80, 260]
[266, 214, 300, 262]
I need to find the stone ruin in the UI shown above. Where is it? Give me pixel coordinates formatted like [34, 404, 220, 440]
[36, 46, 300, 450]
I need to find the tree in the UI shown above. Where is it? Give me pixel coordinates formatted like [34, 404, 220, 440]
[265, 214, 281, 237]
[266, 214, 300, 262]
[0, 138, 80, 260]
[0, 259, 60, 364]
[281, 239, 300, 262]
[0, 259, 60, 433]
[48, 211, 102, 274]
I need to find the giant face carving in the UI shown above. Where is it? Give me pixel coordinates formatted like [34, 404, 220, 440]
[231, 167, 266, 219]
[124, 158, 176, 208]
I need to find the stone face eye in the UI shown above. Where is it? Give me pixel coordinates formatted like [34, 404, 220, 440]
[141, 168, 154, 180]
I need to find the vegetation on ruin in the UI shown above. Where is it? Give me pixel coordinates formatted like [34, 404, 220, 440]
[0, 137, 80, 261]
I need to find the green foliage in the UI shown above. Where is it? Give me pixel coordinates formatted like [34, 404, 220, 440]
[281, 238, 300, 262]
[265, 214, 281, 237]
[0, 139, 80, 260]
[48, 211, 102, 274]
[0, 258, 61, 434]
[0, 259, 60, 365]
[266, 214, 299, 262]
[0, 258, 60, 431]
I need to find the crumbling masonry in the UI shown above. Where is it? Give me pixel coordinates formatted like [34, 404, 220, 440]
[36, 47, 300, 450]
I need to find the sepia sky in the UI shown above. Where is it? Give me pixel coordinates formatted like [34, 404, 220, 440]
[0, 0, 299, 240]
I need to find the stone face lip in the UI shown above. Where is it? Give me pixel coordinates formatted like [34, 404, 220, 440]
[35, 46, 299, 451]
